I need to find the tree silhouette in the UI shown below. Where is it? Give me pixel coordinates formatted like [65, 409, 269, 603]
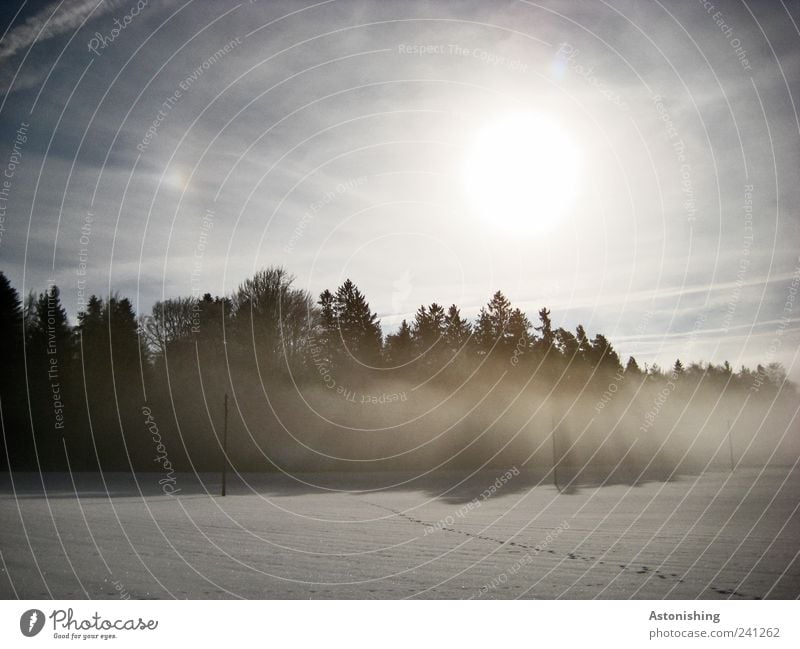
[625, 356, 642, 374]
[412, 303, 446, 355]
[534, 307, 555, 351]
[575, 324, 592, 361]
[443, 304, 472, 354]
[385, 319, 413, 365]
[141, 297, 197, 357]
[0, 272, 25, 470]
[507, 308, 532, 353]
[332, 279, 381, 365]
[474, 290, 512, 353]
[1, 270, 796, 475]
[232, 267, 314, 371]
[31, 285, 72, 362]
[589, 333, 621, 372]
[555, 327, 579, 360]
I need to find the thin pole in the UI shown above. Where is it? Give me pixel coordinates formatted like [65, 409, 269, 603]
[552, 416, 560, 492]
[221, 393, 229, 497]
[727, 419, 735, 473]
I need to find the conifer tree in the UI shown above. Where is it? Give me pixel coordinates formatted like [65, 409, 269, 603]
[385, 319, 414, 364]
[443, 304, 471, 353]
[625, 356, 642, 374]
[333, 279, 382, 363]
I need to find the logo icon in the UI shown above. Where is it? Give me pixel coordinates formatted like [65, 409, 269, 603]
[20, 609, 45, 637]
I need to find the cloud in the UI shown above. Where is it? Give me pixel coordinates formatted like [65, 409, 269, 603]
[0, 0, 113, 63]
[0, 0, 134, 94]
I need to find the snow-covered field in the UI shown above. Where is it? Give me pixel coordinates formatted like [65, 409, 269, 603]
[1, 467, 798, 599]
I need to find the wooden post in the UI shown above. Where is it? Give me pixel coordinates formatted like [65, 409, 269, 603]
[727, 419, 735, 473]
[552, 416, 560, 492]
[221, 393, 229, 497]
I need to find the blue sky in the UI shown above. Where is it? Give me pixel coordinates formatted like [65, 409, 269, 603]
[0, 0, 798, 376]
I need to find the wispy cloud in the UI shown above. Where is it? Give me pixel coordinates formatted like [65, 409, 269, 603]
[0, 0, 111, 63]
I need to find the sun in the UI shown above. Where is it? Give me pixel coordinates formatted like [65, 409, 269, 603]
[462, 112, 581, 232]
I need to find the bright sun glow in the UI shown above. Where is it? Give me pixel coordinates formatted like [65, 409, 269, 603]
[463, 112, 581, 232]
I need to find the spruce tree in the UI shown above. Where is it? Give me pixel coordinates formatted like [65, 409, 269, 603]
[474, 291, 512, 353]
[625, 356, 642, 374]
[385, 319, 414, 364]
[534, 307, 554, 351]
[333, 279, 382, 363]
[443, 304, 471, 353]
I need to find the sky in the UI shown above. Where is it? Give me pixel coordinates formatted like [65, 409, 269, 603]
[0, 0, 798, 377]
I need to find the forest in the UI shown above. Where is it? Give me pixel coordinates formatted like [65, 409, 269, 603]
[0, 267, 796, 480]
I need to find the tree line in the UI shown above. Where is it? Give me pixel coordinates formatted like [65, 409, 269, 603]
[0, 267, 795, 477]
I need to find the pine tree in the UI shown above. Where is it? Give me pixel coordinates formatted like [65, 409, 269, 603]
[195, 293, 230, 347]
[33, 285, 73, 362]
[589, 333, 621, 371]
[107, 295, 144, 371]
[474, 291, 512, 353]
[385, 319, 414, 364]
[412, 302, 446, 352]
[315, 288, 337, 367]
[0, 273, 25, 470]
[575, 324, 592, 361]
[507, 308, 532, 352]
[0, 272, 23, 377]
[555, 327, 579, 359]
[333, 279, 382, 363]
[534, 307, 554, 351]
[443, 304, 471, 353]
[625, 356, 642, 374]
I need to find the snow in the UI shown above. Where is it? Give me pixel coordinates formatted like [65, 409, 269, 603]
[1, 467, 798, 599]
